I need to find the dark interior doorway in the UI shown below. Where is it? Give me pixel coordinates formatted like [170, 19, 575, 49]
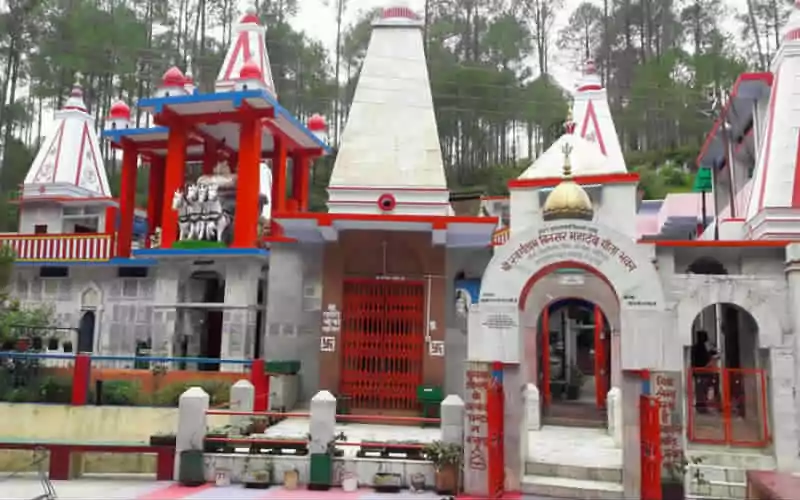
[77, 311, 95, 353]
[254, 279, 265, 359]
[190, 271, 225, 371]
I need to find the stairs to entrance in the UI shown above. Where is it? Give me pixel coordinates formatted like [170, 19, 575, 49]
[685, 448, 776, 499]
[542, 401, 606, 428]
[523, 425, 623, 499]
[522, 460, 623, 499]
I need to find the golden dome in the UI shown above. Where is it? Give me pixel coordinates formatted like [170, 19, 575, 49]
[542, 143, 594, 221]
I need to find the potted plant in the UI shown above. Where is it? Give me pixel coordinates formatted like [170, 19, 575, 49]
[423, 440, 463, 495]
[242, 456, 273, 489]
[308, 431, 346, 491]
[204, 425, 235, 453]
[149, 432, 176, 447]
[566, 364, 584, 400]
[178, 434, 205, 487]
[373, 468, 402, 493]
[663, 454, 705, 500]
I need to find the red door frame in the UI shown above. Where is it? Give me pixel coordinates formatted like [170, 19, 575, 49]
[594, 305, 610, 408]
[540, 301, 609, 410]
[640, 394, 662, 500]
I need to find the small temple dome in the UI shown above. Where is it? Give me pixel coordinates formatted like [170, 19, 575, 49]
[162, 66, 186, 87]
[240, 5, 260, 24]
[307, 114, 326, 132]
[63, 83, 87, 112]
[381, 5, 419, 19]
[108, 100, 131, 120]
[239, 59, 263, 80]
[542, 144, 594, 221]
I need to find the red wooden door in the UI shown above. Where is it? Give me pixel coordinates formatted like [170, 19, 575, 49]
[640, 395, 662, 500]
[594, 306, 610, 408]
[339, 278, 425, 411]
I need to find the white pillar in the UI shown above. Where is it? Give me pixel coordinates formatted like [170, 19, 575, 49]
[309, 390, 336, 454]
[229, 379, 255, 431]
[175, 387, 209, 478]
[440, 394, 465, 445]
[607, 387, 622, 447]
[523, 383, 540, 431]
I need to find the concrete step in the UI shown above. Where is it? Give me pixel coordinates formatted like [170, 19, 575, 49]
[522, 474, 624, 499]
[541, 416, 606, 428]
[525, 461, 622, 483]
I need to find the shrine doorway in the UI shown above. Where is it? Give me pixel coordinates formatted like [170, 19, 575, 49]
[187, 270, 225, 371]
[536, 298, 611, 426]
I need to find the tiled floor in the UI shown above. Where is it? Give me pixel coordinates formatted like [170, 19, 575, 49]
[527, 425, 622, 470]
[0, 478, 538, 499]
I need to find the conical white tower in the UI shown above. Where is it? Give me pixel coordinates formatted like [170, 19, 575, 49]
[23, 82, 111, 199]
[215, 6, 276, 96]
[327, 4, 449, 216]
[744, 1, 800, 239]
[572, 60, 627, 172]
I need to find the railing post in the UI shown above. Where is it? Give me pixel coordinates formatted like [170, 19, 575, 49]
[309, 390, 336, 454]
[249, 358, 268, 411]
[175, 387, 209, 479]
[230, 380, 255, 430]
[71, 353, 91, 405]
[440, 394, 464, 446]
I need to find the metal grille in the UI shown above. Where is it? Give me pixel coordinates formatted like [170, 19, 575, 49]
[339, 278, 425, 411]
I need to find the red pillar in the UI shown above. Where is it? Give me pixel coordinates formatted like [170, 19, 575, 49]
[292, 153, 310, 212]
[160, 127, 188, 248]
[250, 358, 268, 411]
[71, 353, 91, 405]
[146, 157, 166, 240]
[116, 142, 138, 258]
[272, 136, 287, 214]
[202, 143, 217, 175]
[232, 118, 263, 248]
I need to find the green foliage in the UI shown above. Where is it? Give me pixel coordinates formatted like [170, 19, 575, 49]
[151, 379, 232, 407]
[0, 301, 55, 345]
[422, 441, 463, 470]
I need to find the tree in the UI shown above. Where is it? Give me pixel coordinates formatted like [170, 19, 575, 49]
[557, 2, 603, 65]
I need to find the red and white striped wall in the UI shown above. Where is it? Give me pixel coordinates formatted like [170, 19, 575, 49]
[0, 233, 114, 262]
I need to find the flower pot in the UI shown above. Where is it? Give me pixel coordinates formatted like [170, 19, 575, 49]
[308, 453, 332, 491]
[342, 472, 358, 492]
[178, 449, 205, 486]
[435, 464, 459, 495]
[662, 481, 685, 500]
[244, 469, 272, 489]
[410, 472, 426, 492]
[283, 469, 299, 490]
[373, 472, 402, 493]
[149, 434, 176, 447]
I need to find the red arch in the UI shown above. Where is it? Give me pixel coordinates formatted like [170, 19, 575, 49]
[518, 260, 619, 311]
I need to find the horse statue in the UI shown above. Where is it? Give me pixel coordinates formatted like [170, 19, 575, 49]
[172, 189, 191, 241]
[184, 184, 202, 239]
[203, 184, 230, 242]
[195, 183, 209, 239]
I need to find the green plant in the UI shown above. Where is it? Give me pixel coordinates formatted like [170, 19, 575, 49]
[151, 380, 232, 407]
[422, 441, 463, 470]
[96, 380, 142, 405]
[666, 453, 706, 484]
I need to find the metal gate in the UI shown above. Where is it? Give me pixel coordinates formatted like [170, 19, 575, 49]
[339, 278, 425, 411]
[486, 361, 505, 498]
[640, 394, 662, 500]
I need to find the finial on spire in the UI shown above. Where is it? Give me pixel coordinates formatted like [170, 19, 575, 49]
[561, 143, 574, 178]
[241, 4, 260, 23]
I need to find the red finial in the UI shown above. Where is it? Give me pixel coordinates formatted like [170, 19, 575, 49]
[381, 5, 419, 20]
[584, 59, 597, 75]
[162, 66, 186, 87]
[240, 5, 260, 24]
[307, 113, 327, 132]
[108, 100, 131, 120]
[239, 59, 263, 80]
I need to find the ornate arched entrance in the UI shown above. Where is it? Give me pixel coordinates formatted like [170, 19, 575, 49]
[466, 221, 667, 494]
